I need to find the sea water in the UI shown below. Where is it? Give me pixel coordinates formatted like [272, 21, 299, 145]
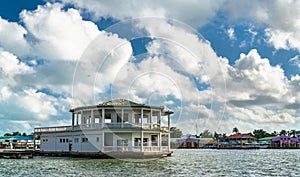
[0, 149, 300, 176]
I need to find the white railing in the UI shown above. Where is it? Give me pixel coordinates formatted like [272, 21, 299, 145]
[34, 126, 73, 132]
[34, 123, 168, 133]
[102, 146, 166, 152]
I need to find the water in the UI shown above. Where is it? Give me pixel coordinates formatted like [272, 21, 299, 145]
[1, 149, 300, 176]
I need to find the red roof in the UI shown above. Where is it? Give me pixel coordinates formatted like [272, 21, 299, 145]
[227, 134, 254, 139]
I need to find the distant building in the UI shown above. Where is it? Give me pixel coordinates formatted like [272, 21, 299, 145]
[227, 134, 255, 145]
[271, 136, 299, 148]
[34, 99, 173, 158]
[0, 136, 38, 149]
[295, 130, 300, 139]
[257, 136, 276, 145]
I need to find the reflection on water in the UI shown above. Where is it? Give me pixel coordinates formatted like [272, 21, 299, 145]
[1, 149, 300, 176]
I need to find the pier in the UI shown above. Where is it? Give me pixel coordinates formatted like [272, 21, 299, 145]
[0, 149, 34, 159]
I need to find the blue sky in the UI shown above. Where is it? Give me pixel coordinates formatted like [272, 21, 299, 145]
[1, 0, 300, 135]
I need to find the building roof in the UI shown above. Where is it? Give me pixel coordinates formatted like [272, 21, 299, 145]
[258, 136, 277, 141]
[99, 99, 145, 107]
[271, 136, 299, 143]
[70, 99, 174, 114]
[227, 134, 255, 139]
[0, 136, 33, 140]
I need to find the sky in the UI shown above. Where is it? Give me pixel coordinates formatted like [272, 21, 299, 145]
[1, 0, 300, 135]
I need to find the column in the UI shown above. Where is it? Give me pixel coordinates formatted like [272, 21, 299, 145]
[150, 109, 152, 129]
[121, 108, 124, 128]
[102, 133, 105, 151]
[80, 110, 83, 127]
[141, 131, 144, 152]
[168, 114, 171, 151]
[102, 108, 105, 128]
[72, 112, 75, 130]
[159, 132, 161, 151]
[158, 111, 161, 129]
[91, 109, 95, 128]
[141, 108, 143, 128]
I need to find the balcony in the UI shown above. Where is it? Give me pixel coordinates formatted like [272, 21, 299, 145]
[34, 123, 169, 133]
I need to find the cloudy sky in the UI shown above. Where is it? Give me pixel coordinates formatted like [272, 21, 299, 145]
[1, 0, 300, 135]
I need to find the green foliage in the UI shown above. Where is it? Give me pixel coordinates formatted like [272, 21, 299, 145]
[170, 127, 183, 138]
[200, 129, 213, 138]
[3, 131, 27, 136]
[232, 127, 239, 134]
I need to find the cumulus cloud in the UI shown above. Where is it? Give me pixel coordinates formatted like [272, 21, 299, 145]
[223, 0, 300, 51]
[61, 0, 223, 27]
[20, 3, 100, 60]
[0, 17, 30, 56]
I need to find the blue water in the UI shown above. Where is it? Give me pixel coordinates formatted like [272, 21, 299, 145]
[1, 149, 300, 176]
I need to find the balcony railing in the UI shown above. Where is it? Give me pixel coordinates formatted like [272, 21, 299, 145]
[102, 146, 169, 152]
[35, 123, 169, 133]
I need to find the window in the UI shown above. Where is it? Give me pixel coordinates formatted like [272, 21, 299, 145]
[134, 138, 141, 146]
[60, 139, 62, 143]
[42, 139, 48, 143]
[105, 114, 111, 123]
[151, 135, 158, 146]
[96, 137, 100, 142]
[82, 137, 88, 143]
[123, 113, 129, 123]
[117, 139, 128, 146]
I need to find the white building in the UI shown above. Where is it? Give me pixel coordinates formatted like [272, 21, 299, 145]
[34, 99, 173, 158]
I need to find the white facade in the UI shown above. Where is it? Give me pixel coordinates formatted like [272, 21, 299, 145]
[35, 99, 172, 156]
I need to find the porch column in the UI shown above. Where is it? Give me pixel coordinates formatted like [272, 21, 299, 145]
[75, 113, 78, 125]
[91, 109, 95, 128]
[72, 112, 75, 130]
[168, 113, 170, 132]
[102, 133, 105, 151]
[102, 108, 105, 128]
[159, 132, 161, 151]
[141, 131, 144, 152]
[150, 109, 152, 129]
[158, 111, 161, 129]
[80, 110, 83, 126]
[141, 108, 144, 128]
[121, 108, 124, 128]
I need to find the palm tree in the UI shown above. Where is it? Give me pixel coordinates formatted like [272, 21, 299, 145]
[232, 127, 239, 134]
[280, 129, 287, 136]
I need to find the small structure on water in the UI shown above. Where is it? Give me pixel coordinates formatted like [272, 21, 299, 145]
[34, 99, 173, 158]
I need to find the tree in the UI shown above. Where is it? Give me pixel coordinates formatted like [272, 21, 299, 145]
[170, 127, 183, 138]
[253, 129, 267, 139]
[289, 130, 296, 137]
[12, 131, 21, 136]
[200, 129, 213, 138]
[280, 129, 287, 136]
[232, 127, 239, 134]
[213, 131, 220, 138]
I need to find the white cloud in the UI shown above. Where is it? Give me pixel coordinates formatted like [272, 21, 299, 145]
[0, 17, 30, 56]
[223, 0, 300, 51]
[227, 27, 236, 40]
[289, 55, 300, 68]
[61, 0, 223, 27]
[20, 3, 100, 60]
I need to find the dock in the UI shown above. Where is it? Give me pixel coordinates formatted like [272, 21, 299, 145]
[0, 149, 34, 159]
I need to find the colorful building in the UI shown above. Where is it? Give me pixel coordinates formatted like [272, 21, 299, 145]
[271, 136, 299, 148]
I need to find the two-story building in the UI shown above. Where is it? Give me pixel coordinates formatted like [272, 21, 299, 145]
[34, 99, 173, 158]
